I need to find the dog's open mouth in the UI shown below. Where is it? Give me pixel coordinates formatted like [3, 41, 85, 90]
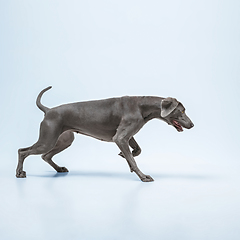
[172, 120, 183, 132]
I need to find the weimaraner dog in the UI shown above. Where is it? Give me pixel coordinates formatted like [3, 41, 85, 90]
[16, 86, 194, 182]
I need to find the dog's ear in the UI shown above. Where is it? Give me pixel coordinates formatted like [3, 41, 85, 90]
[161, 97, 179, 118]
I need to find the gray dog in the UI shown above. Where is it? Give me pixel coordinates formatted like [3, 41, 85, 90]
[16, 86, 194, 182]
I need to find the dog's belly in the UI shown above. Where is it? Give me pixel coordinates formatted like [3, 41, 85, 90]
[72, 128, 117, 142]
[63, 119, 119, 142]
[65, 119, 119, 142]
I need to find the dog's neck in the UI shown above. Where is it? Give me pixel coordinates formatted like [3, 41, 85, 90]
[139, 96, 164, 122]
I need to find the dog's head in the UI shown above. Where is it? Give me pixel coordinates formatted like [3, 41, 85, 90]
[160, 97, 194, 132]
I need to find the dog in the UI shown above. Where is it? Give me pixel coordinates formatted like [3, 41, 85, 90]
[16, 86, 194, 182]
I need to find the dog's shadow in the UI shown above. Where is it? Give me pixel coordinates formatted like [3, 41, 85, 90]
[29, 171, 135, 180]
[29, 170, 213, 181]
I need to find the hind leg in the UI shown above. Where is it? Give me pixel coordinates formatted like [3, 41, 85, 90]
[16, 147, 31, 178]
[16, 120, 63, 178]
[41, 130, 75, 172]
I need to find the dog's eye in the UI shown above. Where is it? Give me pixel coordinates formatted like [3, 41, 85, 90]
[182, 110, 185, 113]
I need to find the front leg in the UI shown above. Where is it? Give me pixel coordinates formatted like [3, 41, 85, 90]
[115, 138, 153, 182]
[119, 137, 141, 159]
[113, 120, 154, 182]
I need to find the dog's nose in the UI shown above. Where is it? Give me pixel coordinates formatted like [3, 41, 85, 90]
[190, 122, 194, 128]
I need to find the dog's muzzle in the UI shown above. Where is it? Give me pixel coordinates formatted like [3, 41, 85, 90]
[172, 120, 194, 132]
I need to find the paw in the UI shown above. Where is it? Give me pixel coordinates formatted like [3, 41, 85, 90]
[132, 149, 141, 157]
[141, 175, 154, 182]
[16, 170, 26, 178]
[57, 167, 69, 173]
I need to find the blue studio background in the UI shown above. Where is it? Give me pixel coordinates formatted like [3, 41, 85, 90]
[0, 1, 240, 240]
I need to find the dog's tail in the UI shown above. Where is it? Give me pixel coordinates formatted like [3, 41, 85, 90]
[36, 86, 52, 113]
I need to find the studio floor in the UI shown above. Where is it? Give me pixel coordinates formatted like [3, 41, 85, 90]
[1, 153, 240, 240]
